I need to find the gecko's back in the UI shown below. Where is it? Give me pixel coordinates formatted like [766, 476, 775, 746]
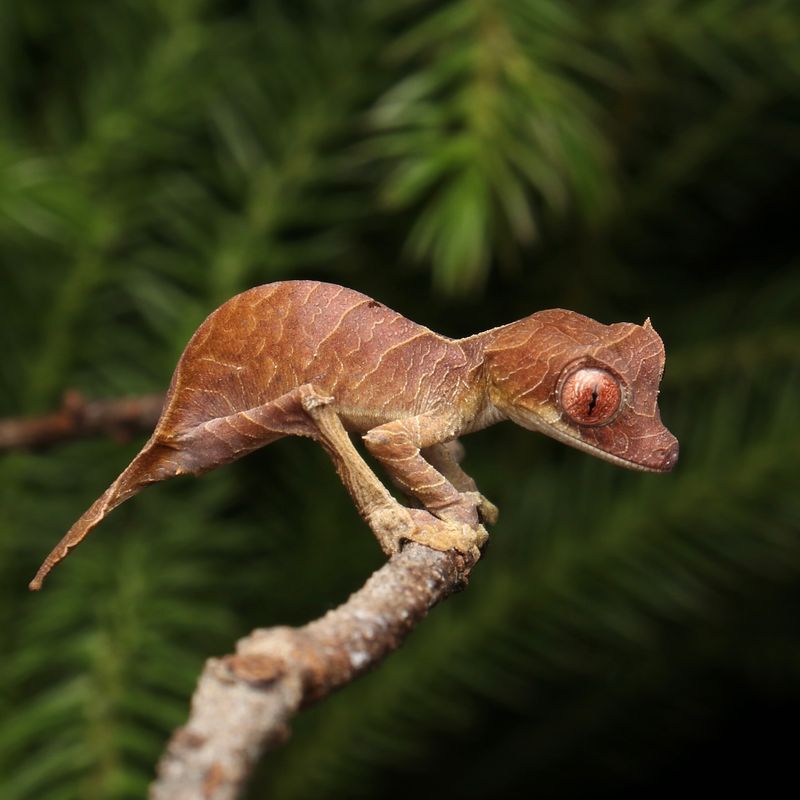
[157, 281, 477, 437]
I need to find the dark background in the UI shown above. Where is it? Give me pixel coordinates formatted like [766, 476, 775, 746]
[1, 1, 798, 797]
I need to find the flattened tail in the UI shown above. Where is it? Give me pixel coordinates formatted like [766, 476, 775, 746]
[29, 439, 182, 591]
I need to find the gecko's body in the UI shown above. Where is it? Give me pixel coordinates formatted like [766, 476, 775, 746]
[30, 281, 678, 590]
[159, 282, 492, 450]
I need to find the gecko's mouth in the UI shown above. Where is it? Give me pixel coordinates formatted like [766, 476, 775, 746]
[558, 428, 679, 473]
[507, 408, 679, 472]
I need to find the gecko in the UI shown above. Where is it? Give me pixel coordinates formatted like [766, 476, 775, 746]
[29, 280, 679, 590]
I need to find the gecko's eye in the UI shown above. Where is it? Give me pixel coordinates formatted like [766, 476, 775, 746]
[558, 366, 622, 427]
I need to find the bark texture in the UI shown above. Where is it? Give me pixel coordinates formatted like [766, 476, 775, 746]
[150, 543, 476, 800]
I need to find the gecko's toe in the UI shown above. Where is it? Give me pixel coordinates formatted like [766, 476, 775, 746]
[462, 491, 499, 526]
[477, 496, 499, 525]
[402, 510, 487, 561]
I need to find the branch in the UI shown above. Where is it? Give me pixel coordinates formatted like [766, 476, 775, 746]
[0, 391, 165, 450]
[150, 543, 478, 800]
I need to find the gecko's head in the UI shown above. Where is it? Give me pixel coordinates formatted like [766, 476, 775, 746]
[484, 310, 679, 472]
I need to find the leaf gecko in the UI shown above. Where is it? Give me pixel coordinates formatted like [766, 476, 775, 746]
[30, 280, 678, 590]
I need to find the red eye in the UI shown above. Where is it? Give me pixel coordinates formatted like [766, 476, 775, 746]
[558, 367, 622, 426]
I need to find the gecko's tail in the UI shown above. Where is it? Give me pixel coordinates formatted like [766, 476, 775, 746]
[28, 439, 181, 591]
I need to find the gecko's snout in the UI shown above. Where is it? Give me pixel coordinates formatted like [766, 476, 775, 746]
[656, 438, 680, 472]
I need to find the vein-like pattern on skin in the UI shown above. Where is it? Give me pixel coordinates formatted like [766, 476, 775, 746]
[482, 309, 677, 471]
[29, 281, 678, 590]
[157, 282, 483, 439]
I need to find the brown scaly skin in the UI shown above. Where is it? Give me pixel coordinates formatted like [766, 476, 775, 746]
[29, 281, 679, 590]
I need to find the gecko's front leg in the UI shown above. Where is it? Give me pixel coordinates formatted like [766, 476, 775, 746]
[301, 396, 485, 560]
[422, 441, 499, 526]
[363, 415, 492, 533]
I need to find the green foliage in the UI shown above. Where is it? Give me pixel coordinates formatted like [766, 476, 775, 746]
[0, 1, 798, 798]
[366, 0, 617, 292]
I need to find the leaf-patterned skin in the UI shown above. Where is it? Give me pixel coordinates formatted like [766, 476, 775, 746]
[30, 281, 677, 590]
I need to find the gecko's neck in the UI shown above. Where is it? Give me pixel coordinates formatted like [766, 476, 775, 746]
[457, 318, 522, 364]
[456, 329, 509, 434]
[456, 315, 548, 434]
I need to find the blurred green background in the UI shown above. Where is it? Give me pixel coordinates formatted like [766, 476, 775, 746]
[1, 1, 799, 797]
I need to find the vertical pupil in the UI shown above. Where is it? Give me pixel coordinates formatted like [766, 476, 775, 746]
[587, 385, 599, 415]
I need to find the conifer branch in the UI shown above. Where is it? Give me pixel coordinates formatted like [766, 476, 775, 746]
[150, 543, 478, 800]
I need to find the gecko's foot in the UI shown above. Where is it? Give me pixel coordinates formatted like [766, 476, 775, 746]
[366, 504, 488, 561]
[463, 491, 499, 526]
[407, 513, 488, 561]
[399, 507, 487, 560]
